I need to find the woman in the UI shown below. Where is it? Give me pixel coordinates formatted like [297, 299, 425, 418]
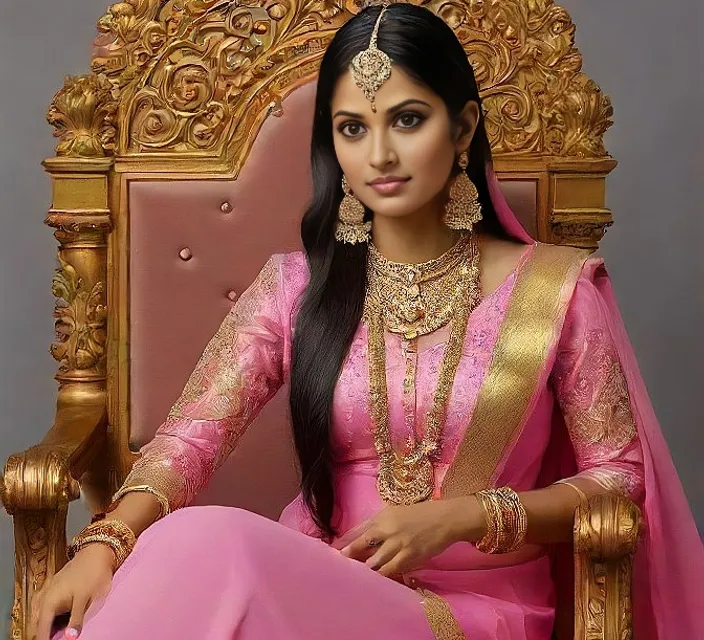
[32, 3, 703, 640]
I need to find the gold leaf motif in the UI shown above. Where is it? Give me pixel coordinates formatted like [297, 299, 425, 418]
[72, 0, 612, 162]
[50, 257, 108, 376]
[46, 74, 117, 157]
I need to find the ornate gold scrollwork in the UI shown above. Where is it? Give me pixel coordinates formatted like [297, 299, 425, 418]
[42, 0, 613, 168]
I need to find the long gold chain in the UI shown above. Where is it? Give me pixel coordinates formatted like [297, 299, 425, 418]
[366, 233, 481, 505]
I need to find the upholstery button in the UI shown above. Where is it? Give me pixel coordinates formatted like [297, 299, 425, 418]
[227, 290, 239, 302]
[220, 201, 233, 213]
[179, 247, 192, 261]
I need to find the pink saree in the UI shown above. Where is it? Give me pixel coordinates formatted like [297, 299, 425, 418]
[54, 170, 704, 640]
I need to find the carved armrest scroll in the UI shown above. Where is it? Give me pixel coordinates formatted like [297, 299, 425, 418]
[1, 385, 107, 640]
[573, 494, 642, 640]
[1, 385, 107, 515]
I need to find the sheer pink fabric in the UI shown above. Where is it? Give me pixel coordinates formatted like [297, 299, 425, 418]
[585, 261, 704, 639]
[53, 167, 703, 640]
[489, 164, 704, 639]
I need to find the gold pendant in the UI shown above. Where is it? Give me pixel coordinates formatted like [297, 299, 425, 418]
[377, 450, 435, 505]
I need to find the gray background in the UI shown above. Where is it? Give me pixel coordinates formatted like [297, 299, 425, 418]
[1, 0, 702, 632]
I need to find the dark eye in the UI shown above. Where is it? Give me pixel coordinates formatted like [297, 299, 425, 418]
[339, 121, 366, 138]
[395, 112, 424, 129]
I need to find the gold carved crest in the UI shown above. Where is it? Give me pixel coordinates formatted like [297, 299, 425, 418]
[47, 0, 613, 170]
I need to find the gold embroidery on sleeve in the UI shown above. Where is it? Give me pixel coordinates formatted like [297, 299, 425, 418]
[559, 329, 637, 450]
[168, 256, 281, 422]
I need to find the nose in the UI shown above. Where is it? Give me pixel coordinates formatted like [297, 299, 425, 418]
[368, 130, 397, 171]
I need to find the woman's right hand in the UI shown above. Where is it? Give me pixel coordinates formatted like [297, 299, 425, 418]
[30, 543, 116, 640]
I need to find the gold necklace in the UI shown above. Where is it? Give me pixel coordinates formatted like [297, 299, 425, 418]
[364, 233, 474, 340]
[365, 233, 481, 505]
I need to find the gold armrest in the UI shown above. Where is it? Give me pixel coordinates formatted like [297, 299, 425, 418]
[1, 382, 107, 640]
[573, 494, 642, 640]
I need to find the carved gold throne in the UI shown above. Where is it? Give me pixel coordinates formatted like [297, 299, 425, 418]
[1, 1, 642, 639]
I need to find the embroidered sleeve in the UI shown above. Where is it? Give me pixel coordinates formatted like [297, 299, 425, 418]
[112, 255, 286, 515]
[551, 275, 645, 500]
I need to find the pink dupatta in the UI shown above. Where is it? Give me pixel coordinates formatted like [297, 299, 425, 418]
[486, 165, 704, 639]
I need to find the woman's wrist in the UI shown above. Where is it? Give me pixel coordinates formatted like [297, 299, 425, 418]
[74, 541, 121, 572]
[444, 496, 488, 544]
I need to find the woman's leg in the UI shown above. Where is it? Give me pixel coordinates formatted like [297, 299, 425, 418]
[59, 506, 436, 640]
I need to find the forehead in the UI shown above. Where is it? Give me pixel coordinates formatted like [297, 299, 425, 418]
[331, 64, 440, 113]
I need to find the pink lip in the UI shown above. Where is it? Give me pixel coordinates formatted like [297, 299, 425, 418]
[368, 177, 410, 195]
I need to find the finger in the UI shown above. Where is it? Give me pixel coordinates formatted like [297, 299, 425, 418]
[35, 595, 70, 640]
[340, 530, 383, 561]
[366, 539, 401, 571]
[332, 517, 375, 551]
[377, 551, 414, 578]
[66, 593, 90, 638]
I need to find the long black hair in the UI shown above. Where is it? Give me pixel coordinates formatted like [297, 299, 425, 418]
[289, 3, 503, 539]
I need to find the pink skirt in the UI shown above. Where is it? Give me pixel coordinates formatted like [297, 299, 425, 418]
[52, 505, 554, 639]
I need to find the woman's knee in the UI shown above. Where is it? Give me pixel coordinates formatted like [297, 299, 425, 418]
[140, 505, 264, 552]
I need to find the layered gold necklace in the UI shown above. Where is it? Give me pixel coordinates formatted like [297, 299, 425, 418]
[363, 233, 482, 505]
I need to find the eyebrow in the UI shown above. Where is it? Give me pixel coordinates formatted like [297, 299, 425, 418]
[332, 98, 432, 119]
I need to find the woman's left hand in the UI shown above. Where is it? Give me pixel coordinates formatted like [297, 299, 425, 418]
[340, 497, 482, 578]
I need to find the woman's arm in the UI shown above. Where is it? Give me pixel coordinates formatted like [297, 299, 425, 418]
[103, 255, 288, 532]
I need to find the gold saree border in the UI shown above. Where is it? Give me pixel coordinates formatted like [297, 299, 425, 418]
[419, 588, 467, 640]
[441, 243, 591, 498]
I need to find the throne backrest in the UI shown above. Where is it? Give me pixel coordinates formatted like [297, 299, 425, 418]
[45, 0, 617, 519]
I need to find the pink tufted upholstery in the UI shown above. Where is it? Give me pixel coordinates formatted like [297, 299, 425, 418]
[128, 81, 536, 518]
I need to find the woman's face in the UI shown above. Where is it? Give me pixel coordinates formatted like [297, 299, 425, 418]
[331, 64, 478, 221]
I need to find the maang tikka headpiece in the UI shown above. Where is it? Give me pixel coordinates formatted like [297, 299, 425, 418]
[349, 2, 392, 113]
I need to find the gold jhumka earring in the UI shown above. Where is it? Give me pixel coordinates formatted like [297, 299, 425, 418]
[335, 175, 371, 244]
[443, 151, 483, 232]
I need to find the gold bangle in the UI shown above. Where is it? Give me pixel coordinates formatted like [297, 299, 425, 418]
[474, 487, 527, 554]
[495, 487, 527, 553]
[110, 485, 171, 520]
[68, 519, 137, 571]
[475, 490, 500, 553]
[555, 479, 589, 506]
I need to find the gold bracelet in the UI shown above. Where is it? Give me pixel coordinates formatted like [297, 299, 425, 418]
[68, 519, 137, 571]
[555, 479, 589, 506]
[474, 487, 527, 554]
[110, 485, 171, 520]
